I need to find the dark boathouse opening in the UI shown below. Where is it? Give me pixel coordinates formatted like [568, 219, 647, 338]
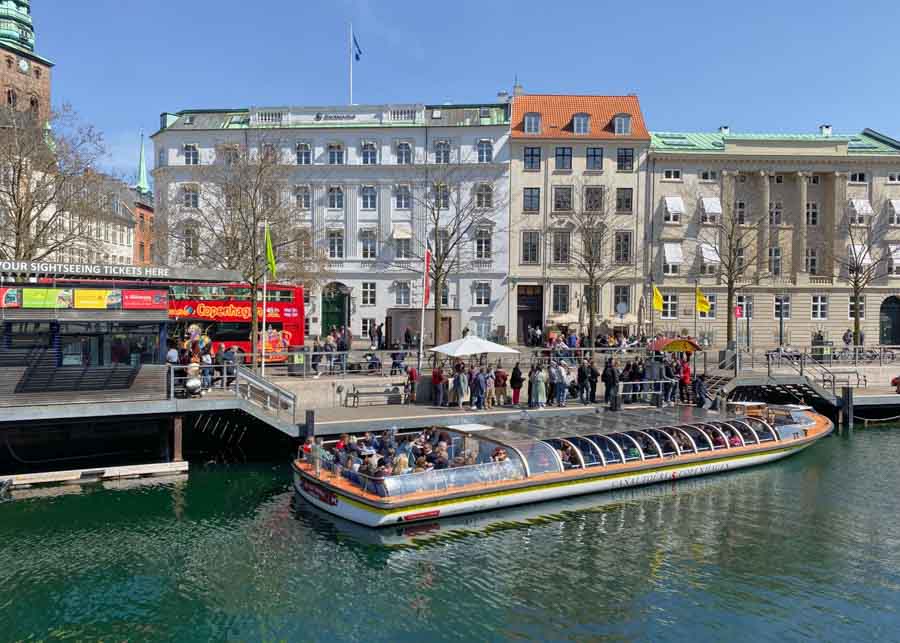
[880, 296, 900, 345]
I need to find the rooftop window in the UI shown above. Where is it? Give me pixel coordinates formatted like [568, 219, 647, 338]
[573, 113, 590, 135]
[524, 112, 541, 134]
[614, 114, 632, 136]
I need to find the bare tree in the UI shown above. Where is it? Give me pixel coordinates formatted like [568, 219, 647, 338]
[0, 105, 106, 261]
[165, 135, 328, 362]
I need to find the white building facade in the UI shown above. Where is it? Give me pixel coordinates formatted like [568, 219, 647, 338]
[152, 102, 511, 345]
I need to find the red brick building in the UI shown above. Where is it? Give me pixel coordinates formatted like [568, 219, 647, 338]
[0, 1, 52, 121]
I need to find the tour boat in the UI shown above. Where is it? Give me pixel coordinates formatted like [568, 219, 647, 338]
[292, 404, 833, 528]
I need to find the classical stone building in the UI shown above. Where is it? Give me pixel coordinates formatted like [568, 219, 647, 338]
[647, 126, 900, 348]
[152, 102, 510, 344]
[507, 93, 650, 343]
[0, 0, 51, 120]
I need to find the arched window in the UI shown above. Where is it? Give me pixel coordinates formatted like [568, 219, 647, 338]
[435, 140, 451, 164]
[475, 183, 493, 208]
[573, 113, 590, 134]
[327, 143, 344, 165]
[6, 88, 16, 107]
[614, 114, 632, 135]
[328, 186, 344, 209]
[361, 142, 378, 165]
[28, 96, 38, 115]
[296, 142, 311, 165]
[396, 142, 412, 164]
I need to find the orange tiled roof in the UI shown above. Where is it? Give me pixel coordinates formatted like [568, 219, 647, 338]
[510, 94, 649, 140]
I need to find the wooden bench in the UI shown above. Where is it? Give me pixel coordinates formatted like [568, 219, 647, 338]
[346, 381, 407, 407]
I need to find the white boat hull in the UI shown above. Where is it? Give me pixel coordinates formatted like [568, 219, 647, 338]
[294, 440, 813, 528]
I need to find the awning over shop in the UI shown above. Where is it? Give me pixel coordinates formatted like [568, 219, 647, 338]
[664, 196, 685, 215]
[850, 198, 874, 215]
[392, 222, 413, 239]
[700, 242, 720, 264]
[663, 242, 684, 264]
[701, 197, 722, 215]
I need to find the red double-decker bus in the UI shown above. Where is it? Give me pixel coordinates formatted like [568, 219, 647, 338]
[167, 283, 305, 359]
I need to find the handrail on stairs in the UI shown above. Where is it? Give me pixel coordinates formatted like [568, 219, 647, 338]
[234, 365, 297, 425]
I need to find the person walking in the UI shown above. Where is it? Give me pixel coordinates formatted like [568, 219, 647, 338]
[577, 359, 590, 405]
[602, 359, 619, 405]
[679, 358, 692, 404]
[510, 362, 523, 406]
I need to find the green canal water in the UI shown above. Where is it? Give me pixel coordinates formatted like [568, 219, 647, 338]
[2, 428, 900, 641]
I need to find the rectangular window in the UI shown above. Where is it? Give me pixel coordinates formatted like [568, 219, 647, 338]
[328, 187, 344, 209]
[586, 147, 603, 170]
[328, 144, 344, 165]
[524, 146, 541, 170]
[395, 282, 411, 305]
[888, 172, 900, 184]
[768, 246, 782, 275]
[805, 248, 818, 274]
[361, 143, 378, 165]
[327, 230, 344, 259]
[663, 261, 679, 276]
[184, 144, 199, 165]
[523, 187, 540, 212]
[183, 185, 199, 209]
[774, 294, 791, 320]
[524, 113, 541, 134]
[616, 188, 633, 213]
[395, 185, 411, 209]
[474, 282, 491, 306]
[617, 148, 634, 172]
[700, 170, 718, 182]
[699, 294, 717, 319]
[475, 229, 492, 259]
[552, 285, 570, 313]
[850, 172, 867, 184]
[361, 186, 377, 209]
[849, 295, 865, 320]
[434, 184, 449, 209]
[477, 140, 493, 163]
[553, 186, 573, 211]
[735, 200, 747, 225]
[663, 168, 682, 181]
[396, 142, 412, 165]
[294, 186, 311, 209]
[360, 231, 377, 259]
[361, 318, 375, 338]
[555, 147, 573, 170]
[434, 141, 451, 164]
[661, 294, 678, 320]
[573, 114, 590, 135]
[552, 231, 571, 264]
[521, 230, 540, 264]
[737, 295, 753, 319]
[769, 201, 783, 226]
[584, 186, 604, 212]
[812, 295, 828, 320]
[614, 231, 632, 264]
[772, 174, 784, 184]
[361, 282, 376, 306]
[394, 238, 412, 259]
[613, 285, 630, 314]
[806, 202, 819, 226]
[810, 175, 820, 185]
[296, 143, 311, 165]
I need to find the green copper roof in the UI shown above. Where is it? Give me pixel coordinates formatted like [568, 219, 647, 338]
[651, 129, 900, 155]
[136, 132, 151, 195]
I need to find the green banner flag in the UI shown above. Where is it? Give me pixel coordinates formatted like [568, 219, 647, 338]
[265, 223, 277, 279]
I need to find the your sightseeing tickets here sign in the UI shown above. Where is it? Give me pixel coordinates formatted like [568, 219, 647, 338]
[0, 261, 174, 279]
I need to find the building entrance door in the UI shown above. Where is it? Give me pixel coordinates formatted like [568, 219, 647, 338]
[517, 285, 544, 344]
[321, 283, 349, 334]
[880, 296, 900, 345]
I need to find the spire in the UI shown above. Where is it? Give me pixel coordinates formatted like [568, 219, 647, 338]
[136, 130, 150, 195]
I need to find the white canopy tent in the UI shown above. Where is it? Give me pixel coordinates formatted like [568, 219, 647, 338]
[429, 336, 520, 357]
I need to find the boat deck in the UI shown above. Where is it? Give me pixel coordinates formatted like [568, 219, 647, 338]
[295, 408, 833, 509]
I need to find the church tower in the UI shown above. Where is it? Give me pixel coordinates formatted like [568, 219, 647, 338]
[0, 1, 52, 120]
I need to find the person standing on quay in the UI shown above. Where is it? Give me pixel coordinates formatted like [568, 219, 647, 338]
[510, 362, 523, 406]
[531, 365, 547, 408]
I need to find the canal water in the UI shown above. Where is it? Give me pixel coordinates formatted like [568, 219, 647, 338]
[2, 428, 900, 641]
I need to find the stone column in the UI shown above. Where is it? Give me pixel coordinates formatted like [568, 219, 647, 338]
[758, 171, 770, 280]
[796, 172, 808, 274]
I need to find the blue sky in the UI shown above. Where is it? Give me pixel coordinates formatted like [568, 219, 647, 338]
[36, 0, 900, 180]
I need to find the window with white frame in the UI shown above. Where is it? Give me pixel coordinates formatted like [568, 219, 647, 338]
[183, 184, 199, 209]
[477, 140, 493, 163]
[474, 282, 491, 306]
[361, 281, 376, 306]
[294, 185, 310, 209]
[294, 228, 312, 259]
[663, 242, 682, 275]
[663, 168, 682, 181]
[475, 183, 493, 208]
[849, 295, 865, 320]
[555, 147, 573, 170]
[616, 188, 633, 213]
[736, 246, 745, 271]
[524, 112, 541, 134]
[811, 295, 828, 320]
[435, 229, 450, 256]
[768, 246, 782, 275]
[395, 281, 411, 305]
[184, 144, 199, 166]
[661, 294, 678, 319]
[772, 174, 784, 184]
[735, 200, 747, 225]
[806, 202, 819, 226]
[553, 186, 573, 211]
[361, 142, 378, 165]
[774, 294, 791, 320]
[434, 183, 449, 209]
[613, 114, 632, 135]
[890, 246, 900, 274]
[890, 201, 900, 225]
[614, 231, 632, 264]
[573, 113, 590, 135]
[737, 294, 753, 319]
[361, 318, 375, 338]
[396, 142, 412, 165]
[850, 172, 867, 184]
[523, 187, 540, 212]
[552, 284, 570, 313]
[586, 147, 603, 170]
[475, 228, 492, 259]
[327, 143, 344, 165]
[552, 231, 571, 264]
[359, 230, 377, 259]
[769, 201, 783, 225]
[700, 169, 718, 182]
[440, 282, 449, 307]
[158, 149, 166, 168]
[850, 198, 874, 225]
[699, 293, 717, 319]
[395, 184, 411, 209]
[328, 186, 344, 209]
[889, 172, 900, 184]
[361, 186, 377, 210]
[435, 140, 451, 164]
[524, 146, 541, 170]
[805, 248, 818, 274]
[616, 148, 634, 171]
[521, 230, 540, 264]
[394, 237, 412, 259]
[700, 197, 721, 224]
[327, 230, 344, 258]
[613, 285, 630, 313]
[296, 143, 311, 165]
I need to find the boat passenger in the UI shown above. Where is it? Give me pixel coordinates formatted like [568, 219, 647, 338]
[491, 447, 508, 462]
[335, 433, 350, 452]
[299, 437, 314, 460]
[393, 453, 410, 475]
[626, 445, 640, 459]
[728, 432, 742, 447]
[414, 456, 428, 473]
[433, 447, 450, 470]
[711, 432, 726, 448]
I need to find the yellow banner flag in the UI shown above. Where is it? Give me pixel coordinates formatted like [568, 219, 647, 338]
[696, 287, 711, 314]
[652, 285, 663, 312]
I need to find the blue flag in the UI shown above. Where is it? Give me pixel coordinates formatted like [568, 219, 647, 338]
[353, 34, 362, 61]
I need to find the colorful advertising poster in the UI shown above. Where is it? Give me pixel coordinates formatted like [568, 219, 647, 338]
[122, 289, 168, 310]
[22, 288, 73, 309]
[168, 300, 286, 322]
[0, 287, 20, 308]
[74, 289, 115, 310]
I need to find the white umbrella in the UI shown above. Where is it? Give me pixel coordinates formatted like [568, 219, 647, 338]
[428, 335, 519, 357]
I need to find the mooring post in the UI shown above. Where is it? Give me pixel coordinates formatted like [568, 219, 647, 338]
[172, 415, 183, 462]
[159, 420, 171, 462]
[841, 386, 854, 432]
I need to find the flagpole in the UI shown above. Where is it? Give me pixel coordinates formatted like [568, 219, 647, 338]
[418, 251, 427, 370]
[349, 22, 353, 105]
[261, 218, 268, 377]
[694, 279, 698, 340]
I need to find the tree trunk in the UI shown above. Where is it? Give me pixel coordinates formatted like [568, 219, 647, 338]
[726, 284, 736, 349]
[853, 285, 862, 347]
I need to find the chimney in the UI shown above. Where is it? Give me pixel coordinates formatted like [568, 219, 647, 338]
[497, 90, 509, 103]
[819, 124, 832, 137]
[719, 125, 730, 135]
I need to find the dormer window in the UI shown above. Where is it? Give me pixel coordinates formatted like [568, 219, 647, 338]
[613, 114, 632, 136]
[573, 113, 590, 135]
[524, 112, 541, 134]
